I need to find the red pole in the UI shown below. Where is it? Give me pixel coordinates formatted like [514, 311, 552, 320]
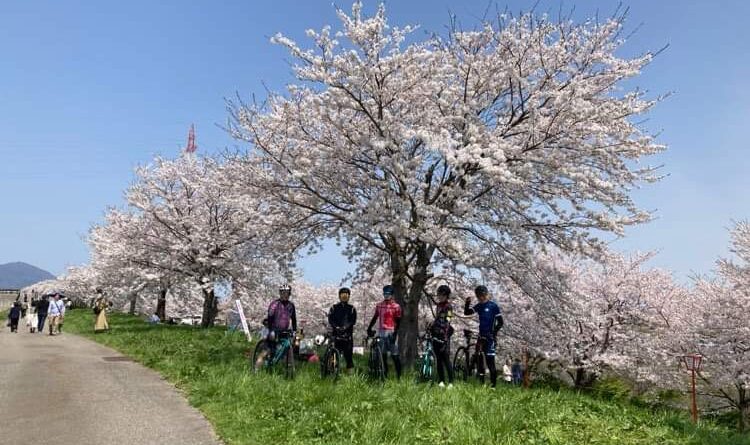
[690, 367, 698, 423]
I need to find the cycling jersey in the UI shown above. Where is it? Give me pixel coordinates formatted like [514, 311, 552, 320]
[374, 300, 402, 333]
[328, 301, 357, 335]
[267, 299, 297, 331]
[466, 300, 501, 337]
[430, 301, 454, 340]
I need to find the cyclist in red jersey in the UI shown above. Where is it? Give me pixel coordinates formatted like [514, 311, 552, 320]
[367, 285, 403, 379]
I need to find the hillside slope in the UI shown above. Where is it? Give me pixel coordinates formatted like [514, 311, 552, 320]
[0, 262, 54, 288]
[63, 311, 750, 445]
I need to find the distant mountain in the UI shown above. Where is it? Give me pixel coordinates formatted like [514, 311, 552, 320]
[0, 262, 55, 289]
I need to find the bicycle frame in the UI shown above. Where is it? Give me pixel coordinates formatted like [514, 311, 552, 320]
[268, 336, 293, 367]
[320, 331, 349, 379]
[416, 331, 439, 383]
[258, 330, 294, 369]
[454, 330, 489, 382]
[366, 335, 386, 382]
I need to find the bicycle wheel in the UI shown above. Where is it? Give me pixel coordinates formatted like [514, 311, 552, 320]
[252, 340, 270, 373]
[417, 349, 437, 384]
[329, 348, 341, 381]
[284, 344, 295, 380]
[320, 347, 330, 378]
[321, 347, 341, 380]
[369, 344, 385, 383]
[453, 347, 470, 382]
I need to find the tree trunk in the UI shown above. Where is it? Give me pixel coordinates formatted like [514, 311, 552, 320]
[389, 253, 413, 362]
[156, 288, 167, 321]
[200, 286, 218, 328]
[128, 293, 137, 315]
[398, 296, 421, 366]
[573, 367, 597, 389]
[739, 386, 748, 433]
[391, 243, 434, 367]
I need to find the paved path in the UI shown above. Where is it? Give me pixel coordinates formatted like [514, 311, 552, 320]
[0, 330, 222, 445]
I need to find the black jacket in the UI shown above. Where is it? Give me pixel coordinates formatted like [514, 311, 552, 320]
[36, 299, 50, 314]
[9, 306, 21, 319]
[327, 302, 357, 335]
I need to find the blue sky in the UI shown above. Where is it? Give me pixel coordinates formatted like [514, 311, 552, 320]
[1, 1, 748, 284]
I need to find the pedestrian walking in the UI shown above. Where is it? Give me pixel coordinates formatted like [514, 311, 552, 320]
[47, 294, 66, 336]
[8, 302, 22, 333]
[93, 291, 110, 333]
[36, 296, 49, 333]
[59, 298, 72, 333]
[21, 296, 28, 318]
[503, 359, 513, 384]
[26, 306, 38, 333]
[511, 358, 523, 385]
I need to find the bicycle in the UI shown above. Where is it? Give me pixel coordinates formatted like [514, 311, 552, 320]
[252, 329, 295, 379]
[453, 329, 489, 383]
[415, 329, 439, 384]
[365, 334, 386, 383]
[320, 330, 350, 380]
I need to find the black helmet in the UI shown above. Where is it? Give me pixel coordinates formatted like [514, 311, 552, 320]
[382, 285, 395, 297]
[279, 284, 292, 295]
[338, 287, 351, 295]
[437, 284, 451, 297]
[474, 285, 489, 297]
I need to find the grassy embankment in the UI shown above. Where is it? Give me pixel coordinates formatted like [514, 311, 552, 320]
[63, 310, 749, 445]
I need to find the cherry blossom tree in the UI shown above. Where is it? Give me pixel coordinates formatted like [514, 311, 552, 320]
[229, 2, 665, 362]
[494, 251, 684, 388]
[89, 210, 186, 317]
[89, 153, 303, 327]
[681, 222, 750, 431]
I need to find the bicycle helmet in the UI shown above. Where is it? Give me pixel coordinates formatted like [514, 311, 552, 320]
[437, 284, 451, 297]
[382, 285, 395, 297]
[474, 285, 489, 297]
[279, 284, 292, 296]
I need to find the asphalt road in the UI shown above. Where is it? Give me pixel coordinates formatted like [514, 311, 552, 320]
[0, 329, 222, 445]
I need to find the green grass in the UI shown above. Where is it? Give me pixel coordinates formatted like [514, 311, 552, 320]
[63, 310, 749, 445]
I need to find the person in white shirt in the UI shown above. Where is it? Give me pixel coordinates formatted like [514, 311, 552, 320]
[503, 358, 513, 383]
[25, 307, 38, 333]
[47, 294, 66, 336]
[147, 313, 160, 325]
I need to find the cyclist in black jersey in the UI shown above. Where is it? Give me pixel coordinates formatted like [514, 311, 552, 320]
[327, 287, 357, 372]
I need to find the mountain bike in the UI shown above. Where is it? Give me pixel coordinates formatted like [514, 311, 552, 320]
[366, 334, 386, 383]
[415, 330, 439, 384]
[252, 329, 295, 379]
[453, 329, 489, 383]
[320, 330, 350, 380]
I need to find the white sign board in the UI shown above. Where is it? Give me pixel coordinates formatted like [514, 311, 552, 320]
[235, 300, 251, 342]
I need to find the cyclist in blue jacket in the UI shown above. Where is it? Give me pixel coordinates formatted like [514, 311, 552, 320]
[464, 285, 503, 388]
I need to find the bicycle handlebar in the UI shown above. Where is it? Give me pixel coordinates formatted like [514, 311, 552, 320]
[325, 331, 352, 342]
